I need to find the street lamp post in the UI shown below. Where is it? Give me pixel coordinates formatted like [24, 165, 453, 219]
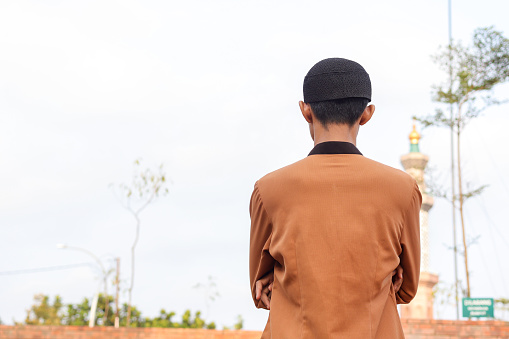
[447, 0, 460, 320]
[57, 244, 110, 327]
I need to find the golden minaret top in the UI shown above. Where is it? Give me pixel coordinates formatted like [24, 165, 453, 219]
[409, 123, 421, 152]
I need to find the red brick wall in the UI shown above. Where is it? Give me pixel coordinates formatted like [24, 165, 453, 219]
[1, 320, 509, 338]
[0, 326, 261, 339]
[401, 319, 509, 338]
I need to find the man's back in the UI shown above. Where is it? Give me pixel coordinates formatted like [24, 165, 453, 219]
[250, 142, 422, 338]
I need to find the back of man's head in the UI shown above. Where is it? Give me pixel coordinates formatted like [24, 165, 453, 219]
[303, 58, 371, 127]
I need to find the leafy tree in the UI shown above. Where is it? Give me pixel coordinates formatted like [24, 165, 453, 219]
[60, 294, 116, 326]
[142, 309, 215, 329]
[56, 244, 115, 326]
[143, 309, 177, 328]
[27, 294, 115, 327]
[233, 315, 243, 330]
[416, 26, 509, 298]
[25, 294, 63, 325]
[183, 310, 214, 329]
[118, 303, 145, 327]
[22, 294, 222, 329]
[62, 297, 90, 326]
[223, 315, 243, 331]
[111, 159, 169, 325]
[95, 295, 116, 326]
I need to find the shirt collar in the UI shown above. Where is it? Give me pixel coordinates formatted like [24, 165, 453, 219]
[308, 141, 363, 156]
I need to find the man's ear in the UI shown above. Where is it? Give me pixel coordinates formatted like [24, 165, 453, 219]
[299, 101, 313, 123]
[359, 104, 375, 126]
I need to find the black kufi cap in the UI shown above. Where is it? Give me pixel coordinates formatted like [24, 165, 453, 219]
[303, 58, 371, 103]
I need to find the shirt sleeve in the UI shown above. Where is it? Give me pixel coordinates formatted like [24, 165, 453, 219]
[249, 182, 276, 309]
[396, 181, 422, 304]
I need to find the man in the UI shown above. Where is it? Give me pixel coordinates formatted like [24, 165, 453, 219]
[249, 58, 421, 338]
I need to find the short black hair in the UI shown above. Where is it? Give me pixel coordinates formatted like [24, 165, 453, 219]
[308, 97, 369, 127]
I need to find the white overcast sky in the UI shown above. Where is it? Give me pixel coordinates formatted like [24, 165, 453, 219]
[1, 0, 508, 329]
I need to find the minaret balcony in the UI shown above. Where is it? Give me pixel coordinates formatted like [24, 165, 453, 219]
[400, 152, 429, 171]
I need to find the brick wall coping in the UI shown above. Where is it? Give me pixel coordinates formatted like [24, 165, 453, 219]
[0, 325, 262, 339]
[2, 319, 509, 338]
[402, 318, 509, 326]
[401, 318, 509, 338]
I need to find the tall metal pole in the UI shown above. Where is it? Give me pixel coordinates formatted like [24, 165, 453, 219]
[448, 0, 460, 320]
[89, 292, 99, 327]
[115, 257, 120, 328]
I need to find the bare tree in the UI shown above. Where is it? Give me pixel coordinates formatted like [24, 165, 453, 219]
[193, 276, 220, 320]
[112, 159, 169, 325]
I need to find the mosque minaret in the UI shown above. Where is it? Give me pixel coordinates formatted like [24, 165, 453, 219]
[400, 123, 439, 319]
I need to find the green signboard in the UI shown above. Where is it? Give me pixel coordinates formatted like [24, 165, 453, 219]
[462, 298, 494, 318]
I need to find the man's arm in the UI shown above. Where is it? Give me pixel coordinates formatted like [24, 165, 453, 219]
[396, 181, 422, 304]
[249, 182, 275, 309]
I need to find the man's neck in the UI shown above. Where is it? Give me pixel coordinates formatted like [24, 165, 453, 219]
[312, 123, 359, 146]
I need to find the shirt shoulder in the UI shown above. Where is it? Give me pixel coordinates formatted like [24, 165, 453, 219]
[254, 157, 311, 192]
[359, 156, 420, 201]
[254, 155, 418, 204]
[359, 156, 416, 185]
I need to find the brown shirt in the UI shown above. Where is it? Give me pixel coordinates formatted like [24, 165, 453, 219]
[249, 141, 422, 339]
